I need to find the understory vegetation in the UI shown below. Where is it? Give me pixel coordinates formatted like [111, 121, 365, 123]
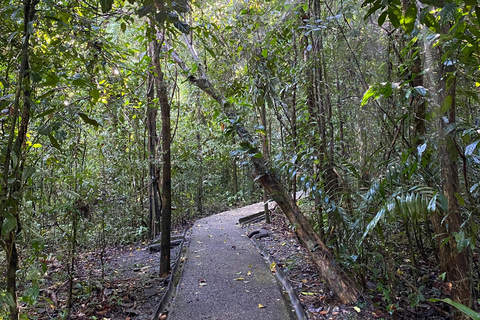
[1, 0, 480, 318]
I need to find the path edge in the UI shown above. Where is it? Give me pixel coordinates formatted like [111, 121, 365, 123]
[249, 232, 309, 320]
[151, 229, 189, 320]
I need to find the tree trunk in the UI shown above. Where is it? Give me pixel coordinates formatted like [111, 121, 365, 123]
[0, 1, 38, 318]
[147, 41, 161, 240]
[152, 41, 172, 278]
[168, 41, 360, 303]
[432, 61, 470, 309]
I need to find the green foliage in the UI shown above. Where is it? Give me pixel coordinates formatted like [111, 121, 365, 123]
[430, 298, 480, 319]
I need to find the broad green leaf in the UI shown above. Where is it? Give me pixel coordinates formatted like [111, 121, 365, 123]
[359, 207, 386, 245]
[429, 298, 480, 320]
[403, 4, 417, 34]
[378, 10, 388, 26]
[362, 87, 376, 106]
[475, 6, 480, 27]
[90, 89, 100, 103]
[420, 9, 440, 33]
[1, 215, 17, 236]
[78, 113, 101, 127]
[41, 74, 59, 87]
[388, 6, 402, 28]
[262, 49, 268, 58]
[48, 134, 62, 151]
[365, 0, 382, 19]
[100, 0, 113, 13]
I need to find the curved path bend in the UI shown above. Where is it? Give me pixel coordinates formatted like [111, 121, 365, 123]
[167, 203, 294, 320]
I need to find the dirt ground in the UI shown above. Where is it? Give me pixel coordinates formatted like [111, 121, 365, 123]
[26, 232, 183, 320]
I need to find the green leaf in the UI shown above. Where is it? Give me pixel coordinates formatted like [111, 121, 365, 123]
[388, 6, 402, 28]
[78, 113, 101, 127]
[475, 6, 480, 27]
[1, 215, 17, 236]
[262, 49, 268, 58]
[121, 22, 127, 33]
[359, 207, 386, 246]
[48, 134, 63, 151]
[403, 4, 417, 34]
[420, 9, 441, 33]
[378, 10, 388, 26]
[0, 291, 15, 308]
[41, 74, 59, 87]
[100, 0, 113, 13]
[429, 298, 480, 320]
[90, 89, 100, 103]
[361, 87, 375, 106]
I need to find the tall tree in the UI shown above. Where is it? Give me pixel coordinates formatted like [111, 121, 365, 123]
[0, 0, 39, 319]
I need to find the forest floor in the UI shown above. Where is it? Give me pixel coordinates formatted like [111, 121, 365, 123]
[25, 202, 454, 320]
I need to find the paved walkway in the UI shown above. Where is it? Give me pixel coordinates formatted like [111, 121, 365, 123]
[167, 203, 294, 320]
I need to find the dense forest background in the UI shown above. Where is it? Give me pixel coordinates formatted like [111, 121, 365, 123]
[1, 0, 480, 318]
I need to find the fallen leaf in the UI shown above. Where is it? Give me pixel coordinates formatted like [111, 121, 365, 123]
[208, 235, 213, 238]
[197, 241, 203, 244]
[234, 277, 244, 281]
[301, 292, 315, 296]
[270, 262, 276, 271]
[247, 271, 252, 276]
[353, 306, 361, 313]
[259, 304, 266, 309]
[198, 278, 207, 286]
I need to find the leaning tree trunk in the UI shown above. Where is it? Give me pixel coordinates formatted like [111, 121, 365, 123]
[167, 39, 360, 303]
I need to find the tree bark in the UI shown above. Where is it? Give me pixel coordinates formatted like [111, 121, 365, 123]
[0, 1, 38, 319]
[433, 61, 470, 309]
[147, 41, 161, 240]
[152, 40, 172, 278]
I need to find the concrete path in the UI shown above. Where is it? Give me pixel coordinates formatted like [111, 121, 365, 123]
[167, 203, 294, 320]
